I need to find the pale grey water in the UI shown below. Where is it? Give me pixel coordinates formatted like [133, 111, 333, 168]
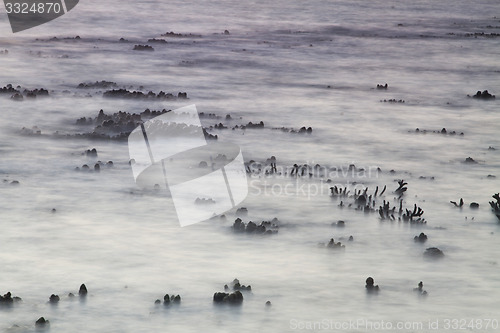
[0, 1, 500, 332]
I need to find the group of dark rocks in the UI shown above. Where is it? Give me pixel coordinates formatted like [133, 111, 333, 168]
[469, 90, 496, 100]
[154, 294, 181, 306]
[213, 279, 254, 305]
[365, 277, 428, 296]
[373, 82, 497, 103]
[1, 84, 49, 101]
[75, 148, 114, 173]
[412, 127, 464, 136]
[208, 118, 314, 135]
[73, 108, 216, 141]
[151, 279, 262, 307]
[1, 284, 87, 329]
[232, 217, 280, 235]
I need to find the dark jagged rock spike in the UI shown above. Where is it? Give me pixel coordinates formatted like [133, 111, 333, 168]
[379, 185, 386, 196]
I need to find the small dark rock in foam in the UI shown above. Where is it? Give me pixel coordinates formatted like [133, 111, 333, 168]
[79, 284, 88, 296]
[236, 207, 248, 216]
[49, 294, 60, 303]
[228, 278, 251, 291]
[464, 157, 477, 164]
[35, 317, 49, 327]
[365, 277, 380, 292]
[413, 281, 428, 296]
[424, 247, 444, 258]
[414, 232, 428, 243]
[332, 220, 345, 227]
[85, 148, 98, 157]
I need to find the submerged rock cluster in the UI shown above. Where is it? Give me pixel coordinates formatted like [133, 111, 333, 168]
[213, 279, 250, 305]
[232, 217, 279, 234]
[0, 292, 22, 305]
[154, 293, 181, 306]
[1, 83, 49, 100]
[70, 109, 215, 141]
[103, 88, 187, 100]
[470, 90, 496, 99]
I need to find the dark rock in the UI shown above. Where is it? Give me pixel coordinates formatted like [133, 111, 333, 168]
[49, 294, 60, 303]
[464, 157, 477, 164]
[229, 278, 251, 291]
[154, 299, 161, 305]
[470, 202, 479, 209]
[471, 90, 495, 100]
[11, 93, 23, 101]
[147, 38, 167, 44]
[133, 44, 154, 51]
[414, 232, 428, 243]
[161, 32, 202, 38]
[413, 281, 427, 295]
[381, 99, 404, 103]
[0, 84, 19, 94]
[213, 290, 243, 304]
[490, 193, 500, 221]
[450, 198, 464, 207]
[77, 80, 117, 89]
[86, 148, 98, 157]
[0, 292, 13, 304]
[35, 317, 49, 327]
[79, 284, 88, 296]
[326, 238, 345, 249]
[333, 220, 345, 227]
[246, 221, 257, 233]
[232, 218, 245, 232]
[424, 247, 444, 258]
[213, 292, 226, 302]
[236, 207, 248, 216]
[365, 277, 380, 292]
[266, 301, 272, 306]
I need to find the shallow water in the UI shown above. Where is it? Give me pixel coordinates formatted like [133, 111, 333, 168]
[1, 0, 500, 332]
